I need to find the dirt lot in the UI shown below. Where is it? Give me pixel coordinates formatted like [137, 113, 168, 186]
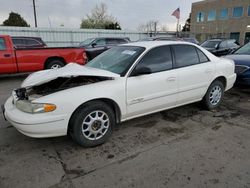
[0, 76, 250, 188]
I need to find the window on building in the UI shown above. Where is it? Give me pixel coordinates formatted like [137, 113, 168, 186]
[233, 7, 243, 17]
[248, 6, 250, 16]
[196, 12, 205, 22]
[220, 8, 228, 19]
[208, 10, 216, 21]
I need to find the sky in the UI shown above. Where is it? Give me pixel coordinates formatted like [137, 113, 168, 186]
[0, 0, 201, 31]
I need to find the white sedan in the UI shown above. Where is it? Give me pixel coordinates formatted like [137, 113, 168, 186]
[3, 41, 236, 147]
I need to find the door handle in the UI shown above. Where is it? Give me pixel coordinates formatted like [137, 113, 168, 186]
[205, 69, 213, 73]
[167, 77, 176, 82]
[4, 54, 11, 58]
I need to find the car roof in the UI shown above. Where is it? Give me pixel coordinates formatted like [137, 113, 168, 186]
[11, 36, 42, 39]
[207, 39, 223, 42]
[123, 41, 195, 49]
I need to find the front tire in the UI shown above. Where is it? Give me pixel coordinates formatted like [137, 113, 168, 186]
[202, 80, 225, 110]
[70, 101, 115, 147]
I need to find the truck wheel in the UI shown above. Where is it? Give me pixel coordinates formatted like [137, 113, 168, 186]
[202, 80, 224, 110]
[70, 101, 115, 147]
[46, 59, 65, 69]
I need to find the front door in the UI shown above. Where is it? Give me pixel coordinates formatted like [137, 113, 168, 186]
[126, 45, 178, 118]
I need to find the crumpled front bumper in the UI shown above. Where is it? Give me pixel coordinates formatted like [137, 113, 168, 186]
[3, 97, 68, 138]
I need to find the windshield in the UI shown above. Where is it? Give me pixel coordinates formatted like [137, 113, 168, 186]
[234, 42, 250, 55]
[79, 38, 95, 46]
[86, 46, 145, 76]
[201, 40, 220, 48]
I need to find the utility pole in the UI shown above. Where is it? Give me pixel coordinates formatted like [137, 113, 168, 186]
[32, 0, 37, 27]
[154, 22, 157, 36]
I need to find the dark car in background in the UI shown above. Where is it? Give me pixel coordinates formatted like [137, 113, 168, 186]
[11, 36, 47, 48]
[201, 39, 239, 56]
[183, 37, 199, 45]
[79, 37, 130, 61]
[225, 42, 250, 85]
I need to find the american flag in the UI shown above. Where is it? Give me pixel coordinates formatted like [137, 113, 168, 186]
[172, 7, 180, 19]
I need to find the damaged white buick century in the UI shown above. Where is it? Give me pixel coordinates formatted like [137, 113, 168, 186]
[3, 41, 236, 147]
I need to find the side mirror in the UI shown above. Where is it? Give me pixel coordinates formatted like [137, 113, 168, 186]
[91, 43, 97, 48]
[215, 44, 219, 50]
[131, 67, 152, 76]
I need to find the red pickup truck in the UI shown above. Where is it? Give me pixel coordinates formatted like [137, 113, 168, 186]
[0, 35, 87, 74]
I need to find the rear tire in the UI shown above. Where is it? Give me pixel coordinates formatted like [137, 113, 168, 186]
[202, 80, 224, 110]
[70, 101, 115, 147]
[46, 59, 65, 69]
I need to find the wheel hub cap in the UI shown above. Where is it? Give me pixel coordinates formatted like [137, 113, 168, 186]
[209, 85, 222, 106]
[82, 111, 110, 141]
[91, 120, 102, 131]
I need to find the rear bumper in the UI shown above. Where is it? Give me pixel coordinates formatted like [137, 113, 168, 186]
[4, 97, 68, 138]
[226, 73, 237, 91]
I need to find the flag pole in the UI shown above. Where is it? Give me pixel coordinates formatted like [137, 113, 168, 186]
[176, 18, 179, 37]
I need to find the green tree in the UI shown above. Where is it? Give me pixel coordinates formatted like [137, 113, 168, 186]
[80, 3, 121, 30]
[3, 12, 30, 27]
[182, 13, 191, 32]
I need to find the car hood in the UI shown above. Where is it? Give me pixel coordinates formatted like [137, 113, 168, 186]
[21, 63, 120, 87]
[224, 54, 250, 66]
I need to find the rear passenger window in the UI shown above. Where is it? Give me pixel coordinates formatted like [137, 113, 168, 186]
[117, 39, 127, 44]
[106, 39, 118, 45]
[172, 45, 199, 68]
[136, 46, 172, 73]
[196, 48, 209, 63]
[26, 39, 40, 45]
[0, 38, 6, 50]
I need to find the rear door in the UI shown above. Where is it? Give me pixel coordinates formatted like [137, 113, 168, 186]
[171, 45, 215, 105]
[0, 37, 17, 74]
[126, 45, 178, 118]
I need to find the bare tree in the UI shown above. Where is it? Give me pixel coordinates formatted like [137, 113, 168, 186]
[137, 20, 159, 34]
[80, 3, 121, 30]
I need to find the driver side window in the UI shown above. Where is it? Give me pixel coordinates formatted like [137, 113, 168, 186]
[134, 45, 173, 74]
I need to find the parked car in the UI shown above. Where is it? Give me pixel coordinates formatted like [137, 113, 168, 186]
[225, 42, 250, 85]
[0, 35, 87, 74]
[201, 39, 239, 56]
[11, 36, 47, 48]
[3, 41, 236, 147]
[79, 37, 130, 61]
[182, 37, 199, 45]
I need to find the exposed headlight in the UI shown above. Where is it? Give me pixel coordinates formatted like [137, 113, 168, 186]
[16, 100, 56, 114]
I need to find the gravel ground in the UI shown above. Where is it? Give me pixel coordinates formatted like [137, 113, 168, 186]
[0, 77, 250, 188]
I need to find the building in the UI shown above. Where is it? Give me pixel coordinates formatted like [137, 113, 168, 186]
[190, 0, 250, 45]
